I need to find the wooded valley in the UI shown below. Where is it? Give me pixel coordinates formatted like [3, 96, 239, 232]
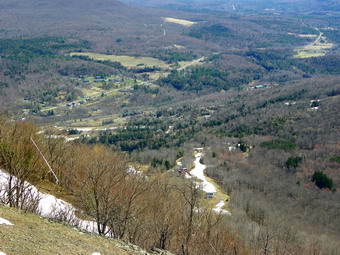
[0, 0, 339, 254]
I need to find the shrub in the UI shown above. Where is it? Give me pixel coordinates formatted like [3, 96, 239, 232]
[286, 156, 302, 169]
[68, 129, 80, 135]
[164, 160, 171, 170]
[311, 101, 320, 107]
[239, 143, 248, 152]
[260, 139, 296, 151]
[330, 156, 340, 164]
[312, 171, 335, 190]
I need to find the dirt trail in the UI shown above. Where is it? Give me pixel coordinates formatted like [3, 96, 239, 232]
[177, 57, 205, 71]
[308, 31, 323, 47]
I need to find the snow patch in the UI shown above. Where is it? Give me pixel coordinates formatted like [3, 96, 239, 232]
[212, 200, 231, 215]
[65, 137, 80, 141]
[190, 153, 216, 193]
[92, 127, 116, 131]
[188, 151, 231, 216]
[71, 128, 93, 132]
[47, 135, 80, 142]
[0, 169, 101, 234]
[92, 253, 101, 255]
[0, 217, 14, 226]
[184, 173, 192, 179]
[0, 251, 7, 255]
[127, 166, 143, 176]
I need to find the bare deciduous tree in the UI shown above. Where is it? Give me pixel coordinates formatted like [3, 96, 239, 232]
[70, 144, 128, 235]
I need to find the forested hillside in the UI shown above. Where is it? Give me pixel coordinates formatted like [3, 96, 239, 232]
[0, 0, 339, 254]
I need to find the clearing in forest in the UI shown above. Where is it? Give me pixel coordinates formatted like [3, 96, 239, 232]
[288, 32, 318, 38]
[70, 52, 170, 68]
[190, 152, 231, 215]
[293, 32, 335, 58]
[163, 17, 197, 27]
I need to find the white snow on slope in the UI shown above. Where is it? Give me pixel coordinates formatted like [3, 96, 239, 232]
[190, 153, 216, 193]
[0, 251, 7, 255]
[0, 217, 14, 226]
[0, 169, 101, 234]
[127, 166, 143, 176]
[188, 152, 230, 215]
[71, 128, 93, 132]
[213, 200, 231, 215]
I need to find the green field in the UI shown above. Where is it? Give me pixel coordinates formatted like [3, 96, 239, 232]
[294, 42, 335, 58]
[70, 52, 170, 68]
[293, 33, 335, 58]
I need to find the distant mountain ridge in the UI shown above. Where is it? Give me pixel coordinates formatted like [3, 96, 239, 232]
[0, 0, 163, 45]
[0, 0, 127, 8]
[120, 0, 340, 12]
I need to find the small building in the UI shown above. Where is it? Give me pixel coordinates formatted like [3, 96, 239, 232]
[178, 168, 188, 174]
[205, 192, 215, 200]
[254, 85, 267, 89]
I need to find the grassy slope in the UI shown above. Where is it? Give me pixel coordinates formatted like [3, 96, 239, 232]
[0, 204, 131, 255]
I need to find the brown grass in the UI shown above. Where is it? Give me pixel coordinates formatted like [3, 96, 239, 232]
[0, 204, 131, 255]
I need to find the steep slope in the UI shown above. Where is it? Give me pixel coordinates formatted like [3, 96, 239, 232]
[0, 203, 174, 255]
[0, 204, 129, 255]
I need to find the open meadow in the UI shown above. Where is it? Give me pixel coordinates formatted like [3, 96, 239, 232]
[70, 52, 170, 68]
